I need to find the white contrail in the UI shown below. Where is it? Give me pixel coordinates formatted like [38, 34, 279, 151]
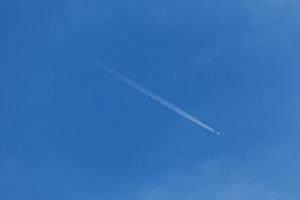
[80, 52, 220, 135]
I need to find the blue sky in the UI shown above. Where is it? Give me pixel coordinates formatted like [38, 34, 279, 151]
[1, 0, 300, 199]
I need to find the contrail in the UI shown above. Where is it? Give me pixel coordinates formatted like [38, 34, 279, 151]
[80, 52, 220, 135]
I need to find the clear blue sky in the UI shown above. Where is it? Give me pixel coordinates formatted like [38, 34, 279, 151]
[1, 0, 300, 199]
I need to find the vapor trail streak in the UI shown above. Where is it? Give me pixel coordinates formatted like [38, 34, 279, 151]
[81, 52, 220, 135]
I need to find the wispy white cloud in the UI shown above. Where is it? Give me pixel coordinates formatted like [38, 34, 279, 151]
[137, 159, 282, 200]
[135, 136, 300, 200]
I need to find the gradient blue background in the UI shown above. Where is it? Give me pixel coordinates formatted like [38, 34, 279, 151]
[1, 0, 300, 199]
